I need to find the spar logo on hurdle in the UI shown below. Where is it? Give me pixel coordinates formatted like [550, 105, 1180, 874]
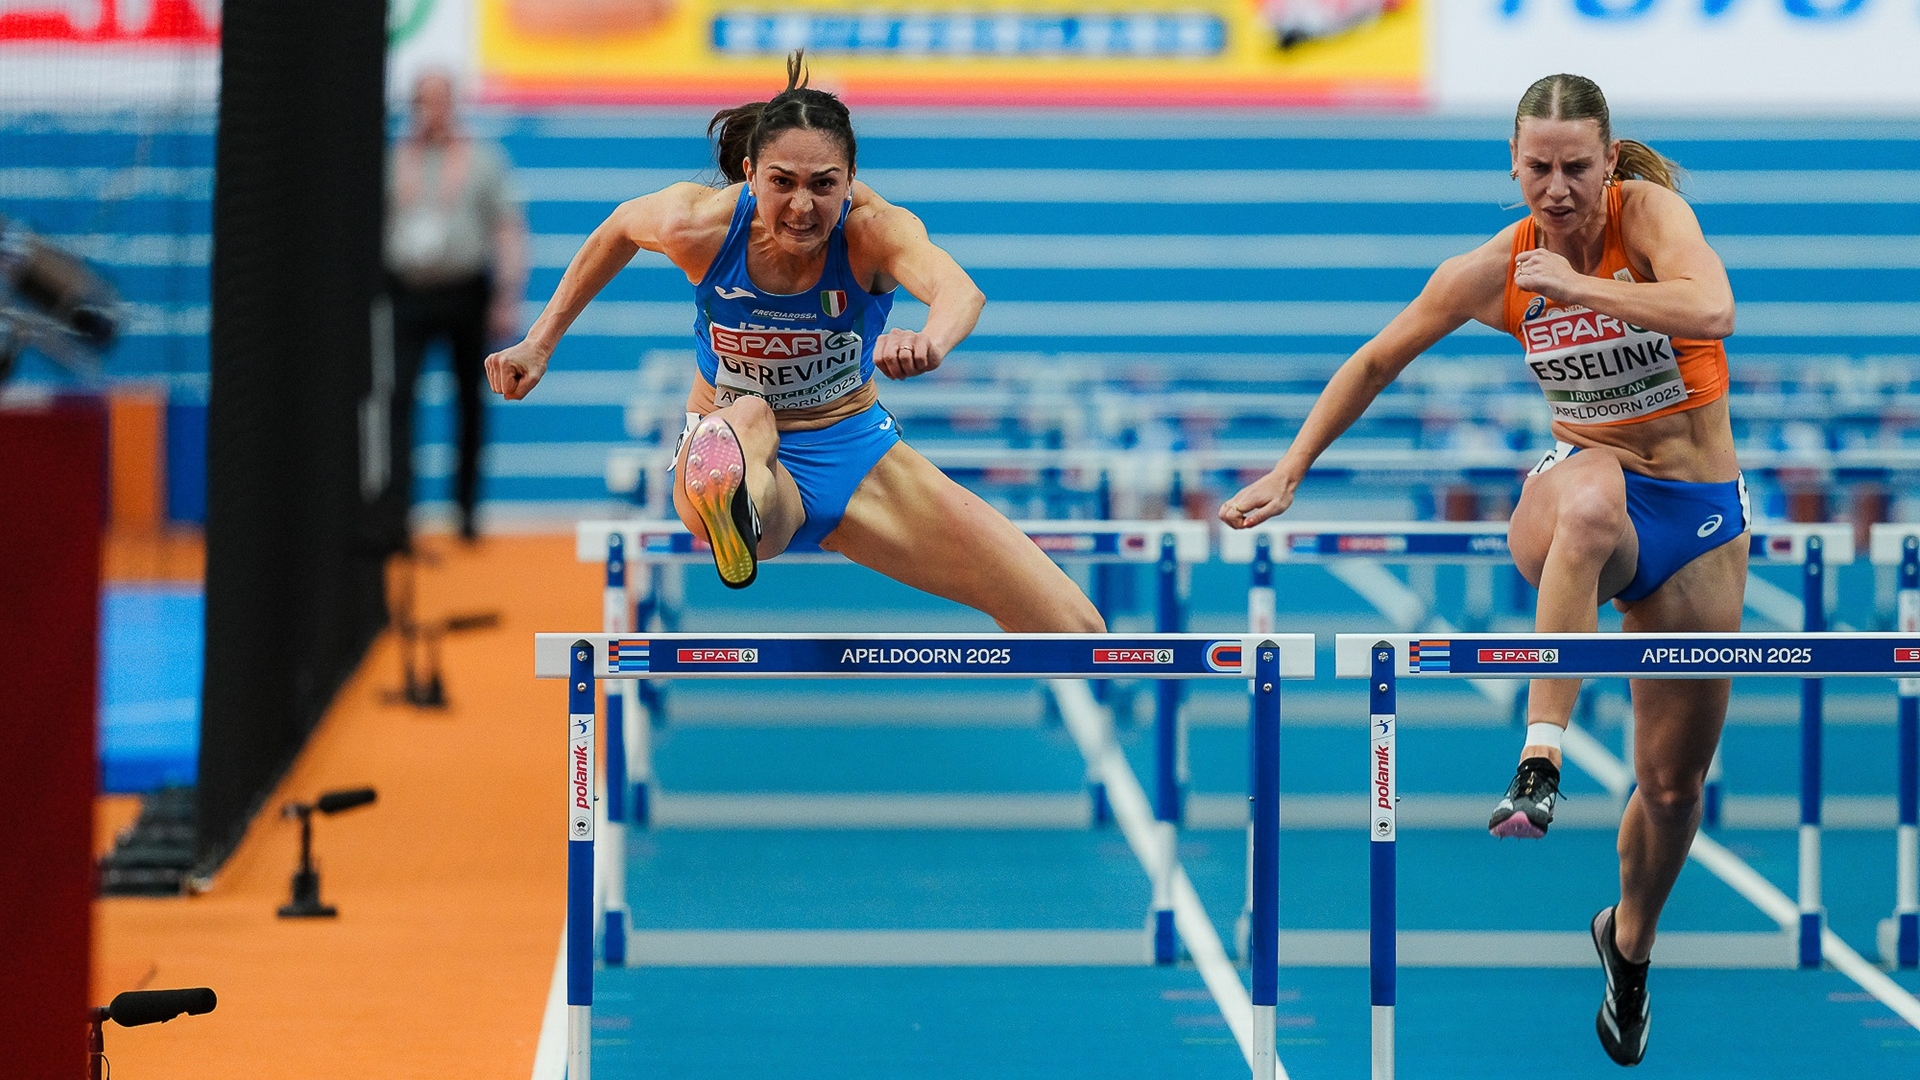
[1203, 641, 1243, 673]
[1094, 648, 1175, 665]
[1478, 648, 1560, 664]
[1897, 647, 1920, 663]
[677, 648, 759, 664]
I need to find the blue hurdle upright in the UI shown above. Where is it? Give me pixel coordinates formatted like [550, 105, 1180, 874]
[537, 631, 1314, 1080]
[1337, 630, 1920, 1079]
[1872, 524, 1920, 969]
[576, 518, 1209, 965]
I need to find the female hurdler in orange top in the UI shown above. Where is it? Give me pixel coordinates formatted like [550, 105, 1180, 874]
[1221, 73, 1744, 1068]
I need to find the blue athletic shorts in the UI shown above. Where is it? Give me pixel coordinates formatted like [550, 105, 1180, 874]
[677, 400, 901, 553]
[1530, 441, 1750, 603]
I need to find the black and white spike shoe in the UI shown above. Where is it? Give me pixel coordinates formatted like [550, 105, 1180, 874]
[1489, 756, 1561, 838]
[1592, 906, 1651, 1067]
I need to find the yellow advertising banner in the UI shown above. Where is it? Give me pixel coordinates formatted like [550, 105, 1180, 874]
[480, 0, 1423, 106]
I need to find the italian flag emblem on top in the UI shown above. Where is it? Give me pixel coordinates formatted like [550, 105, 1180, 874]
[820, 289, 848, 317]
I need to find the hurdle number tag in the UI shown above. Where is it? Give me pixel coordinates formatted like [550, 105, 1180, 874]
[1371, 712, 1395, 842]
[569, 713, 595, 841]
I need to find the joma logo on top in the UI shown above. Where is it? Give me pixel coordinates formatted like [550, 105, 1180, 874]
[1503, 0, 1871, 20]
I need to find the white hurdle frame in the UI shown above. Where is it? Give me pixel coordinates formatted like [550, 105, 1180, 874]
[575, 518, 1209, 965]
[1336, 631, 1920, 1079]
[538, 632, 1314, 1080]
[1223, 520, 1853, 840]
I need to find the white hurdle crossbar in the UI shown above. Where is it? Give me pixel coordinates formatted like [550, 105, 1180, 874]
[538, 632, 1314, 1080]
[1336, 631, 1920, 1080]
[575, 518, 1209, 964]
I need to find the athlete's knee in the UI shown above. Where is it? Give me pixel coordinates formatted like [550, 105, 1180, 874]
[1633, 765, 1705, 825]
[1551, 483, 1630, 562]
[720, 395, 776, 440]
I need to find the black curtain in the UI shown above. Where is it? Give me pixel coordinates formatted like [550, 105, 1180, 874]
[198, 0, 390, 875]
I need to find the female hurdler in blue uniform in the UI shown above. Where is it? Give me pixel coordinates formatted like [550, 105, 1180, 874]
[485, 56, 1101, 633]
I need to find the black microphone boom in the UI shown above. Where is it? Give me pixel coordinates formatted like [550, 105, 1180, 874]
[316, 787, 377, 814]
[108, 987, 217, 1027]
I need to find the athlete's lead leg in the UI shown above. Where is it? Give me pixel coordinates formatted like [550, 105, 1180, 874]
[1495, 449, 1640, 838]
[672, 396, 804, 587]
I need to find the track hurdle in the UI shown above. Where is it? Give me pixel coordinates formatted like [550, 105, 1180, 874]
[1336, 631, 1920, 1079]
[1872, 523, 1920, 968]
[1223, 519, 1854, 834]
[575, 518, 1208, 964]
[537, 632, 1315, 1080]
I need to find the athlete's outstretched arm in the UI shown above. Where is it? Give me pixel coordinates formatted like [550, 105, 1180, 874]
[1220, 238, 1509, 529]
[485, 182, 714, 400]
[848, 197, 986, 380]
[1513, 182, 1734, 341]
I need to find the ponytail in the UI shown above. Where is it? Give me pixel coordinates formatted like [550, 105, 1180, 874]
[1612, 138, 1683, 192]
[706, 50, 856, 186]
[707, 103, 764, 185]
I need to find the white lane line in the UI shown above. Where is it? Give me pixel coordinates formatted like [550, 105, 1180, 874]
[513, 167, 1920, 206]
[1274, 929, 1788, 968]
[530, 929, 567, 1080]
[627, 929, 1148, 966]
[651, 792, 1090, 828]
[1050, 678, 1285, 1078]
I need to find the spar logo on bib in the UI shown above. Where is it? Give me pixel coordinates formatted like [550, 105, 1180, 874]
[709, 324, 863, 410]
[821, 289, 848, 317]
[1519, 304, 1687, 425]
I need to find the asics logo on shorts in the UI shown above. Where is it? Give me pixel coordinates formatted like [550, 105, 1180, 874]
[1697, 514, 1723, 538]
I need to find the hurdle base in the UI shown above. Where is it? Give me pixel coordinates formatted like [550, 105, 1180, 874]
[1088, 782, 1111, 828]
[603, 909, 628, 967]
[1878, 914, 1920, 968]
[1149, 909, 1179, 966]
[1798, 911, 1825, 968]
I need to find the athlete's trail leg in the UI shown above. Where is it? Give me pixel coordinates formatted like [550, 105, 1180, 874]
[824, 444, 1104, 632]
[1507, 450, 1640, 766]
[672, 395, 804, 558]
[1611, 536, 1746, 961]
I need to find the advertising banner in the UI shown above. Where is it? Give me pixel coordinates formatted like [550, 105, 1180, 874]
[1436, 0, 1920, 110]
[0, 0, 220, 103]
[479, 0, 1425, 106]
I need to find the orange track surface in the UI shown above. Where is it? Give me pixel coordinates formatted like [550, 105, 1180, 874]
[94, 536, 596, 1079]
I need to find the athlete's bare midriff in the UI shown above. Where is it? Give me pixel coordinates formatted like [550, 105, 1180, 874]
[686, 375, 878, 431]
[1548, 395, 1739, 483]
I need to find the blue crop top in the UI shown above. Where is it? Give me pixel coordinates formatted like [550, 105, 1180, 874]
[692, 186, 895, 412]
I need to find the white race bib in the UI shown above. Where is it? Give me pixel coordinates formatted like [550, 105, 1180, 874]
[1520, 305, 1688, 425]
[709, 325, 863, 411]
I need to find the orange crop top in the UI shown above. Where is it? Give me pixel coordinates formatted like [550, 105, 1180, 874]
[1501, 184, 1728, 427]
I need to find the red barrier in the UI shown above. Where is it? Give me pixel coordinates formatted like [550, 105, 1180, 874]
[0, 395, 106, 1080]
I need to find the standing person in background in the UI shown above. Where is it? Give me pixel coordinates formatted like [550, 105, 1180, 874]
[385, 70, 528, 543]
